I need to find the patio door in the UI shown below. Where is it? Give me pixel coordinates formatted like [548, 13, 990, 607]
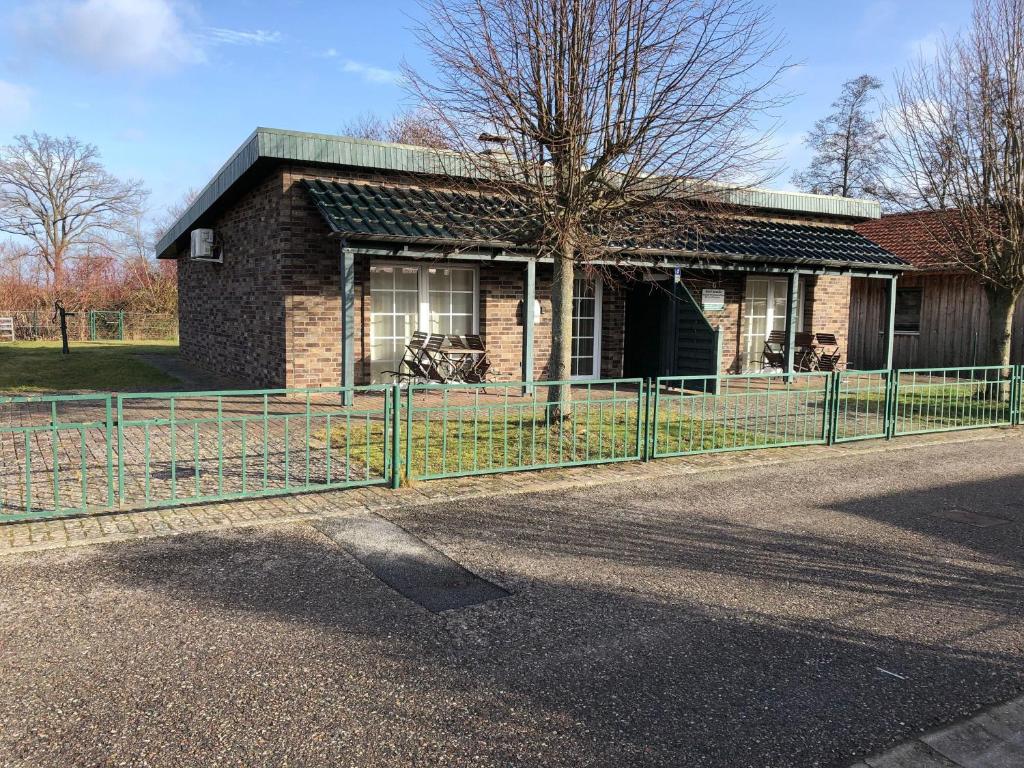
[369, 264, 478, 381]
[571, 277, 602, 379]
[742, 276, 799, 372]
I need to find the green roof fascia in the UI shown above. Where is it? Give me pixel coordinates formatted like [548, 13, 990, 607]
[156, 126, 882, 259]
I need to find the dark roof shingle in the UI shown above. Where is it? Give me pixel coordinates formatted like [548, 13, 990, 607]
[306, 179, 907, 270]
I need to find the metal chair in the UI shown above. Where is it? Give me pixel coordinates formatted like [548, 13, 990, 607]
[761, 330, 787, 371]
[795, 332, 820, 371]
[815, 333, 843, 371]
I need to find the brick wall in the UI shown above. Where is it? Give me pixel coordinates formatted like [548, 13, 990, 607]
[678, 273, 747, 373]
[176, 169, 286, 387]
[176, 163, 851, 388]
[803, 275, 852, 356]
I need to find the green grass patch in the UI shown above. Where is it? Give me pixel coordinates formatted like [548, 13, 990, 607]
[837, 385, 1012, 429]
[0, 341, 181, 394]
[324, 404, 765, 478]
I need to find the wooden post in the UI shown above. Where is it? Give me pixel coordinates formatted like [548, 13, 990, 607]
[340, 244, 355, 406]
[784, 272, 799, 381]
[522, 259, 536, 395]
[884, 274, 898, 370]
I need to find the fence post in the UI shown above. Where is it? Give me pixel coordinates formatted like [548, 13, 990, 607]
[646, 378, 658, 460]
[405, 385, 414, 482]
[105, 395, 115, 508]
[885, 369, 899, 439]
[1012, 365, 1022, 426]
[116, 394, 125, 505]
[390, 384, 401, 489]
[118, 311, 124, 341]
[825, 371, 838, 445]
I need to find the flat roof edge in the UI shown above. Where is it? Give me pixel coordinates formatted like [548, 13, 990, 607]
[155, 127, 882, 258]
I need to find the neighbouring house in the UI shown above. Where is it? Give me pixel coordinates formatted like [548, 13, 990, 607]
[155, 128, 908, 389]
[851, 211, 1024, 369]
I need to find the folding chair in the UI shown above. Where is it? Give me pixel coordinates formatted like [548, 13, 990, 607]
[815, 333, 843, 372]
[460, 334, 493, 383]
[421, 333, 456, 381]
[795, 332, 820, 371]
[761, 330, 787, 371]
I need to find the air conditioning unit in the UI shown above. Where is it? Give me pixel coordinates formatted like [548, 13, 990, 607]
[190, 229, 221, 263]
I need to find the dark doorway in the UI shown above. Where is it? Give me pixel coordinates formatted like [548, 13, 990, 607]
[624, 278, 720, 380]
[624, 280, 673, 378]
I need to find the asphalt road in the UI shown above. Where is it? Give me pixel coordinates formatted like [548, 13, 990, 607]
[2, 437, 1024, 767]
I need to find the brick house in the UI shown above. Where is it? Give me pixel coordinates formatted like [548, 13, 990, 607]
[155, 128, 908, 389]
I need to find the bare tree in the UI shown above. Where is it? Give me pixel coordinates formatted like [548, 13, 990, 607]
[150, 187, 201, 251]
[792, 74, 885, 198]
[407, 0, 786, 411]
[883, 0, 1024, 370]
[0, 133, 147, 292]
[341, 111, 453, 149]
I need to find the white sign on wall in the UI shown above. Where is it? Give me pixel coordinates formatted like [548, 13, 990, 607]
[702, 288, 726, 312]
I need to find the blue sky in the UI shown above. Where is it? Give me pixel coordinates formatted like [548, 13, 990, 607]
[0, 0, 972, 224]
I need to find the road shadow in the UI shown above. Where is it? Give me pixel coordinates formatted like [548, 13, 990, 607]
[92, 494, 1024, 768]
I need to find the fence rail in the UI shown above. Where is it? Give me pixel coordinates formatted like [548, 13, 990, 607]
[0, 310, 178, 342]
[2, 364, 1023, 522]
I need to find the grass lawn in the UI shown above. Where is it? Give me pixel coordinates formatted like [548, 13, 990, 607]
[325, 405, 759, 479]
[0, 341, 181, 394]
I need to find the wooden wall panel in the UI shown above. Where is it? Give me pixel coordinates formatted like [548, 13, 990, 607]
[849, 274, 1024, 369]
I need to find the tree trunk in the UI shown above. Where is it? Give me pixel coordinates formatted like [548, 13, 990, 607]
[984, 285, 1018, 401]
[985, 285, 1017, 367]
[547, 247, 575, 417]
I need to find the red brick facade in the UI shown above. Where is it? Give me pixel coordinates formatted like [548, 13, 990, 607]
[176, 163, 854, 387]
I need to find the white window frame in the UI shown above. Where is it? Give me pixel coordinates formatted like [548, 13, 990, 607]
[368, 262, 480, 375]
[742, 275, 803, 373]
[571, 276, 603, 381]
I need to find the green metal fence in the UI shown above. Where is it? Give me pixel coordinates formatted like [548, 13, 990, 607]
[831, 370, 892, 443]
[114, 387, 393, 510]
[2, 365, 1023, 523]
[651, 372, 831, 457]
[402, 379, 645, 481]
[890, 366, 1017, 436]
[0, 394, 115, 522]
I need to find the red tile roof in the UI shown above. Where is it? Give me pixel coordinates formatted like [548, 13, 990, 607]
[854, 210, 962, 272]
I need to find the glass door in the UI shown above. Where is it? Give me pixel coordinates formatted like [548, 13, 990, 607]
[369, 266, 421, 381]
[571, 277, 602, 379]
[742, 276, 795, 372]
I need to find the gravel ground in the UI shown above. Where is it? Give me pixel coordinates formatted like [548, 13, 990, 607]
[2, 436, 1023, 767]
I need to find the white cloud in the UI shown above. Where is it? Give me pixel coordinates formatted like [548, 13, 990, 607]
[342, 59, 403, 86]
[318, 47, 339, 59]
[203, 27, 281, 46]
[16, 0, 205, 72]
[0, 80, 32, 128]
[13, 1, 283, 73]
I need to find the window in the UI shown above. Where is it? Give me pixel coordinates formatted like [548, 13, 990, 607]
[571, 277, 602, 378]
[369, 264, 478, 381]
[428, 267, 475, 336]
[894, 288, 922, 333]
[370, 266, 421, 382]
[742, 276, 803, 371]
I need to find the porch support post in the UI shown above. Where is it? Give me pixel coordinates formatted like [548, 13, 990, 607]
[522, 259, 536, 395]
[884, 274, 898, 370]
[340, 243, 355, 406]
[784, 271, 799, 381]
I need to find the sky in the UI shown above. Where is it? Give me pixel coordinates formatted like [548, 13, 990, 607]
[0, 0, 974, 227]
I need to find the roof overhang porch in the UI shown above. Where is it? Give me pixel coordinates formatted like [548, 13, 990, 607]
[338, 241, 910, 280]
[334, 238, 906, 395]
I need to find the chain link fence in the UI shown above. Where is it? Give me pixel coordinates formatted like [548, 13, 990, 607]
[0, 310, 178, 342]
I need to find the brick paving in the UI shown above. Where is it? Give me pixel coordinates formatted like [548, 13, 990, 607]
[851, 694, 1024, 767]
[1, 426, 1018, 555]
